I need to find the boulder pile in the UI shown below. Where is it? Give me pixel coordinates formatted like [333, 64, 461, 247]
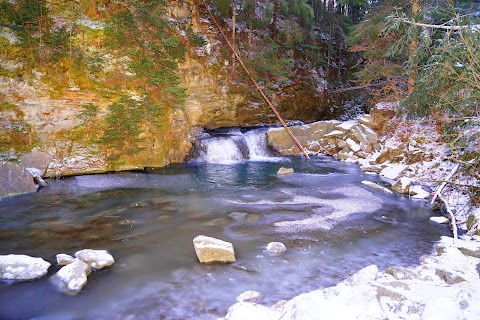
[267, 103, 394, 162]
[0, 249, 114, 295]
[52, 249, 115, 293]
[267, 102, 435, 201]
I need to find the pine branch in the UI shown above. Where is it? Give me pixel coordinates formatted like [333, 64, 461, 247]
[397, 16, 480, 31]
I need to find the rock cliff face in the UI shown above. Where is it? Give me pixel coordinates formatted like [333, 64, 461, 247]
[0, 0, 336, 197]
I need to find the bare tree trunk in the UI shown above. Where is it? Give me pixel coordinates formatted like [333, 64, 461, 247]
[272, 0, 279, 41]
[408, 0, 420, 92]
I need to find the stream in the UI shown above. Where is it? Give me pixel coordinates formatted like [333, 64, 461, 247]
[0, 129, 449, 320]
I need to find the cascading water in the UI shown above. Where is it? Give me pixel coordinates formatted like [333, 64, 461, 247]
[243, 129, 271, 160]
[192, 128, 274, 163]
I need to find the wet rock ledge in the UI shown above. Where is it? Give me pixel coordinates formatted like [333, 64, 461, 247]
[219, 236, 480, 320]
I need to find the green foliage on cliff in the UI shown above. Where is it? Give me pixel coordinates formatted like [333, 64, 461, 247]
[104, 0, 187, 109]
[99, 97, 145, 160]
[0, 0, 70, 63]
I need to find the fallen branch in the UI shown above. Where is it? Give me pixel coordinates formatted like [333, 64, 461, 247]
[438, 194, 458, 242]
[201, 0, 310, 160]
[397, 16, 480, 31]
[431, 163, 460, 205]
[331, 80, 398, 93]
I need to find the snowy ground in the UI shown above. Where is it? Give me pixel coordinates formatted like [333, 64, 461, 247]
[220, 235, 480, 320]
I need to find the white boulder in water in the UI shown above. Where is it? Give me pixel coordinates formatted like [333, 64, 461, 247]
[193, 235, 236, 264]
[52, 259, 91, 292]
[266, 242, 287, 254]
[0, 254, 50, 280]
[277, 167, 294, 175]
[74, 249, 114, 270]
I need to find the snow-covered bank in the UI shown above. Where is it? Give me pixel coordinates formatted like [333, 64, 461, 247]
[220, 236, 480, 320]
[267, 102, 479, 236]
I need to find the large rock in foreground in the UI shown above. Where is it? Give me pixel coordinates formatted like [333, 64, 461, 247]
[0, 162, 37, 198]
[0, 254, 51, 280]
[52, 259, 91, 293]
[193, 235, 236, 264]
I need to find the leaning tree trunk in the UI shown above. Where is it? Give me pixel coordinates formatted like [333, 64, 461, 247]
[272, 0, 279, 41]
[231, 0, 236, 73]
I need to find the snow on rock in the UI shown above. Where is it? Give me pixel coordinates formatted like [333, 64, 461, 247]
[346, 138, 361, 152]
[380, 164, 408, 180]
[392, 177, 413, 194]
[220, 237, 480, 320]
[193, 235, 235, 264]
[265, 242, 287, 254]
[56, 253, 75, 266]
[51, 259, 91, 293]
[361, 180, 393, 194]
[410, 185, 431, 199]
[236, 290, 263, 303]
[222, 302, 281, 320]
[430, 216, 450, 224]
[74, 249, 114, 270]
[0, 254, 50, 280]
[280, 265, 384, 320]
[336, 120, 358, 132]
[324, 130, 344, 138]
[421, 297, 466, 320]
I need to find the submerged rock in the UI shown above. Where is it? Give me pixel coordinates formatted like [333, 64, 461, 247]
[74, 249, 114, 270]
[228, 211, 249, 221]
[0, 254, 50, 280]
[266, 242, 287, 254]
[277, 167, 294, 175]
[52, 259, 91, 293]
[193, 235, 235, 264]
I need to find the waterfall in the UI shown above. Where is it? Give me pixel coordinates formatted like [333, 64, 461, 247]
[243, 130, 271, 160]
[191, 128, 274, 163]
